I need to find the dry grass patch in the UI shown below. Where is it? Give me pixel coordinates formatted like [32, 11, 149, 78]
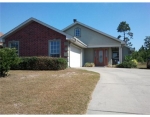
[137, 62, 147, 69]
[0, 68, 99, 114]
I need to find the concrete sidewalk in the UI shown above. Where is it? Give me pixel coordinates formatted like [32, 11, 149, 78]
[80, 67, 150, 115]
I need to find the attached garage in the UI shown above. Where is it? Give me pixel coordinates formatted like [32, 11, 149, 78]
[70, 44, 82, 67]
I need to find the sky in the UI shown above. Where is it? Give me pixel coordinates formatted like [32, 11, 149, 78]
[0, 2, 150, 50]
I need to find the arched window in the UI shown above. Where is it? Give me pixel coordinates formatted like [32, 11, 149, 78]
[74, 28, 81, 37]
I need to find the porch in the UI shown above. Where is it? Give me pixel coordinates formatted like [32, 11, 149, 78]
[83, 47, 122, 66]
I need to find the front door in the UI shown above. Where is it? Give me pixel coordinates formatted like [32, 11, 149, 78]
[94, 48, 108, 66]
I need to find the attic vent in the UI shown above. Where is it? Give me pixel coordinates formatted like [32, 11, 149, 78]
[73, 19, 77, 23]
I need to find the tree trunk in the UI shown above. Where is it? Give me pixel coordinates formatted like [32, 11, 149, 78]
[124, 32, 125, 41]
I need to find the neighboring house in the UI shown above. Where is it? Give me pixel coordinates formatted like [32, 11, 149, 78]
[0, 32, 3, 38]
[0, 18, 133, 67]
[0, 42, 3, 48]
[0, 32, 4, 48]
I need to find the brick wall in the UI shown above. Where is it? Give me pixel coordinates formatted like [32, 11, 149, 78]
[4, 21, 67, 58]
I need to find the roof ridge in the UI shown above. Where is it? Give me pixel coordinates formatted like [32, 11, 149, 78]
[62, 21, 125, 44]
[1, 17, 73, 40]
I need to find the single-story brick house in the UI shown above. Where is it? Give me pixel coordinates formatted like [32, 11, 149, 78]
[0, 18, 134, 67]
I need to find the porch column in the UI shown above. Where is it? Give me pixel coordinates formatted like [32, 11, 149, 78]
[108, 47, 112, 65]
[119, 46, 122, 63]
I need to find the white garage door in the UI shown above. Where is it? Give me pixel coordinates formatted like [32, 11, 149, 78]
[70, 44, 81, 67]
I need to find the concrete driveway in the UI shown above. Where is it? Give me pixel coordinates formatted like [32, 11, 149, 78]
[80, 67, 150, 115]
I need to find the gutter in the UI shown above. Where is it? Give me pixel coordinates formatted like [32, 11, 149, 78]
[121, 41, 125, 44]
[124, 45, 135, 51]
[73, 37, 87, 47]
[66, 37, 87, 48]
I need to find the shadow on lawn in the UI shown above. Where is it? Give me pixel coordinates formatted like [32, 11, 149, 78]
[139, 68, 150, 70]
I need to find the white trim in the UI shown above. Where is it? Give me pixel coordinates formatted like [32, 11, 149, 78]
[119, 47, 122, 63]
[88, 45, 121, 48]
[68, 41, 71, 67]
[70, 43, 82, 50]
[1, 17, 73, 40]
[74, 27, 81, 37]
[66, 37, 87, 48]
[73, 37, 87, 47]
[70, 43, 82, 67]
[108, 47, 112, 65]
[62, 21, 125, 44]
[48, 39, 61, 57]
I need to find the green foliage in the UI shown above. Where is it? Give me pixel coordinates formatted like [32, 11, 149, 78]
[133, 45, 150, 62]
[12, 57, 38, 70]
[117, 21, 133, 47]
[125, 55, 132, 62]
[129, 36, 150, 63]
[131, 59, 138, 66]
[117, 61, 137, 68]
[131, 51, 138, 59]
[144, 36, 150, 50]
[117, 55, 137, 68]
[117, 21, 131, 33]
[84, 62, 95, 67]
[0, 48, 21, 77]
[139, 45, 145, 51]
[136, 56, 144, 63]
[11, 57, 67, 70]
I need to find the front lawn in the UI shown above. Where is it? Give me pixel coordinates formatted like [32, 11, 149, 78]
[0, 68, 99, 114]
[137, 62, 147, 69]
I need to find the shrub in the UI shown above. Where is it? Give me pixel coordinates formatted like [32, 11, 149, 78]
[11, 57, 67, 70]
[84, 62, 95, 67]
[117, 55, 138, 68]
[136, 56, 144, 63]
[0, 48, 21, 77]
[11, 57, 38, 70]
[117, 61, 137, 68]
[125, 55, 133, 62]
[131, 59, 138, 66]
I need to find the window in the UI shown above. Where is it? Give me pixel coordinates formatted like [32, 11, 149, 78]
[9, 41, 19, 55]
[112, 52, 119, 59]
[74, 28, 81, 37]
[50, 40, 60, 57]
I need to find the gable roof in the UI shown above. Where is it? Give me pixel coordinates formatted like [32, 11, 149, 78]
[1, 17, 73, 40]
[0, 17, 87, 48]
[62, 21, 125, 44]
[124, 45, 135, 51]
